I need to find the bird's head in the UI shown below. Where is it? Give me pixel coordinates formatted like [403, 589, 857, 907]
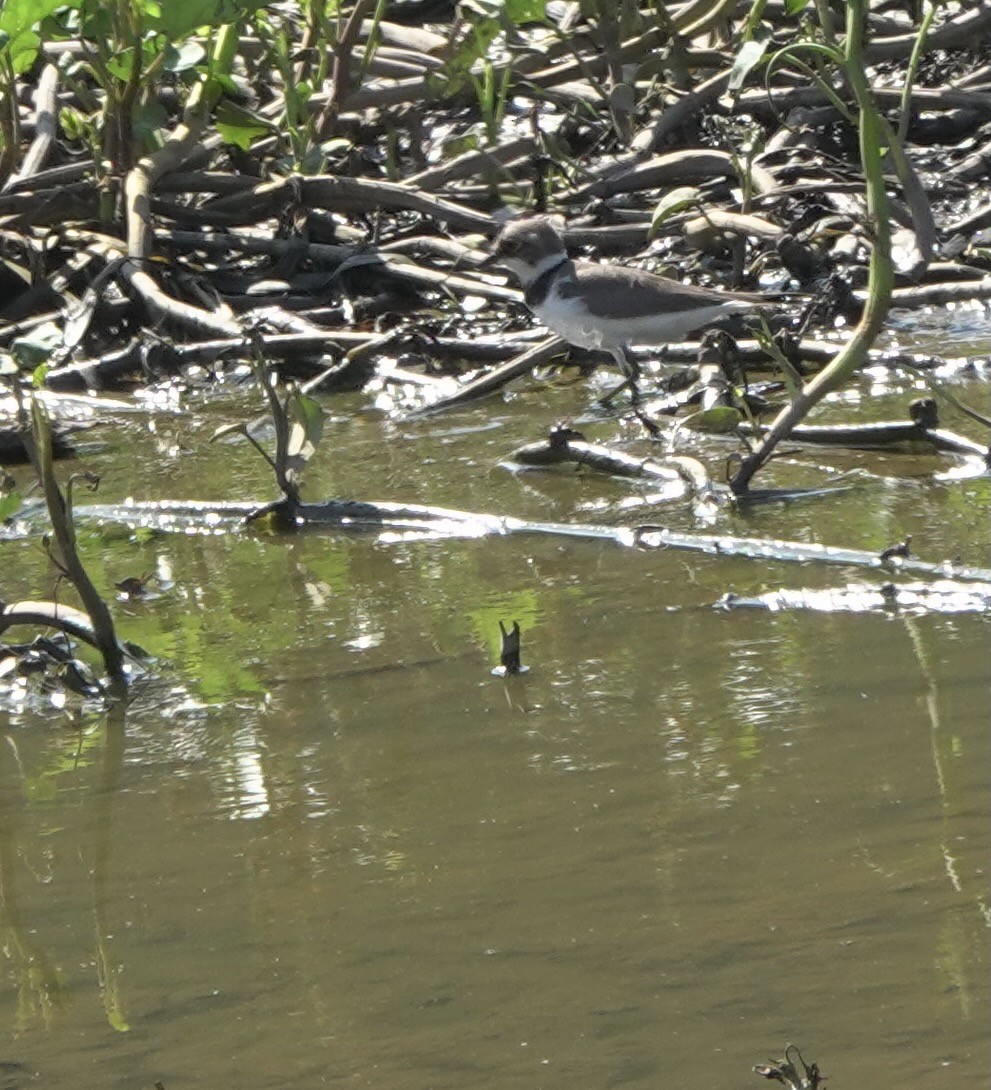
[488, 214, 568, 285]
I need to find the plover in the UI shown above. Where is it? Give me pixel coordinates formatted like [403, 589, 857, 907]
[490, 214, 771, 400]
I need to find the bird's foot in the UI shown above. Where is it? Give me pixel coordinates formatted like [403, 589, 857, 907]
[597, 377, 632, 408]
[632, 405, 663, 439]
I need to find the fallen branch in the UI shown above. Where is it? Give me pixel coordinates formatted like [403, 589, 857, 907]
[412, 336, 567, 413]
[0, 600, 146, 660]
[35, 497, 991, 588]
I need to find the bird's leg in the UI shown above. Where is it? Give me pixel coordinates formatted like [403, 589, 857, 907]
[606, 346, 661, 437]
[598, 346, 641, 407]
[616, 345, 641, 392]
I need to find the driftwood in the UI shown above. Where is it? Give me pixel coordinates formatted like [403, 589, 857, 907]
[0, 600, 146, 660]
[740, 398, 990, 462]
[6, 496, 984, 598]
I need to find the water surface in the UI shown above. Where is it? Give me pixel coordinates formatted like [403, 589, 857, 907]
[1, 344, 988, 1090]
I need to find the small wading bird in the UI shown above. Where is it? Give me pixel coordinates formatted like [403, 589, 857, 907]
[489, 214, 773, 402]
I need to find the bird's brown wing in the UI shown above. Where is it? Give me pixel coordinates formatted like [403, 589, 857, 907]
[564, 262, 763, 319]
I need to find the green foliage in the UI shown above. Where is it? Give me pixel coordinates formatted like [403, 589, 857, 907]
[428, 0, 547, 141]
[649, 186, 701, 236]
[12, 323, 61, 369]
[131, 97, 170, 143]
[214, 357, 326, 511]
[215, 100, 276, 151]
[0, 0, 80, 73]
[505, 0, 545, 20]
[253, 17, 328, 169]
[284, 390, 325, 483]
[436, 21, 501, 98]
[683, 406, 745, 434]
[164, 40, 206, 72]
[142, 0, 250, 40]
[471, 59, 513, 145]
[432, 0, 546, 100]
[1, 0, 263, 176]
[0, 488, 23, 523]
[728, 32, 771, 92]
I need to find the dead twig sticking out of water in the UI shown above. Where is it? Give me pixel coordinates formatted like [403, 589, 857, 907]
[754, 1045, 826, 1090]
[494, 620, 527, 677]
[8, 392, 128, 691]
[214, 328, 326, 529]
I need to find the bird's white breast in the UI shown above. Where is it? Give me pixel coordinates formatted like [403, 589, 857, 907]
[534, 281, 749, 350]
[532, 290, 610, 351]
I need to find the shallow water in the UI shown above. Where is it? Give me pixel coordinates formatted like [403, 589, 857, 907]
[1, 340, 989, 1089]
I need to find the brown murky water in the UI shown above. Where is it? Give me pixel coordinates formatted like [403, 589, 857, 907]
[1, 350, 989, 1089]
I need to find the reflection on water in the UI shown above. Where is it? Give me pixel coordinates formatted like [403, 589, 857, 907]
[225, 727, 272, 821]
[2, 536, 986, 1090]
[1, 366, 989, 1090]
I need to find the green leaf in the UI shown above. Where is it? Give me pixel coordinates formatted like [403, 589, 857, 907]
[438, 15, 501, 94]
[728, 33, 770, 92]
[784, 0, 811, 13]
[286, 421, 310, 464]
[132, 98, 170, 142]
[297, 145, 326, 175]
[287, 392, 324, 461]
[441, 130, 481, 158]
[453, 0, 545, 24]
[32, 361, 50, 387]
[505, 0, 545, 20]
[215, 99, 274, 150]
[5, 28, 40, 73]
[105, 46, 137, 83]
[12, 321, 61, 368]
[0, 490, 23, 522]
[144, 0, 265, 41]
[204, 72, 238, 96]
[0, 0, 78, 38]
[684, 406, 743, 433]
[143, 0, 223, 40]
[60, 106, 90, 141]
[649, 186, 701, 235]
[164, 39, 205, 72]
[79, 4, 112, 40]
[282, 390, 324, 481]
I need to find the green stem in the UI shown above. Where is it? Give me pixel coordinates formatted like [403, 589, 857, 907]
[897, 1, 938, 143]
[730, 0, 894, 495]
[0, 55, 20, 182]
[20, 395, 126, 689]
[812, 0, 839, 44]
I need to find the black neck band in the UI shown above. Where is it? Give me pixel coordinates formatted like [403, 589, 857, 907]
[524, 257, 569, 308]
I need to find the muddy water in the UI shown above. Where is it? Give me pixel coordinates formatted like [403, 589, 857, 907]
[1, 359, 989, 1090]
